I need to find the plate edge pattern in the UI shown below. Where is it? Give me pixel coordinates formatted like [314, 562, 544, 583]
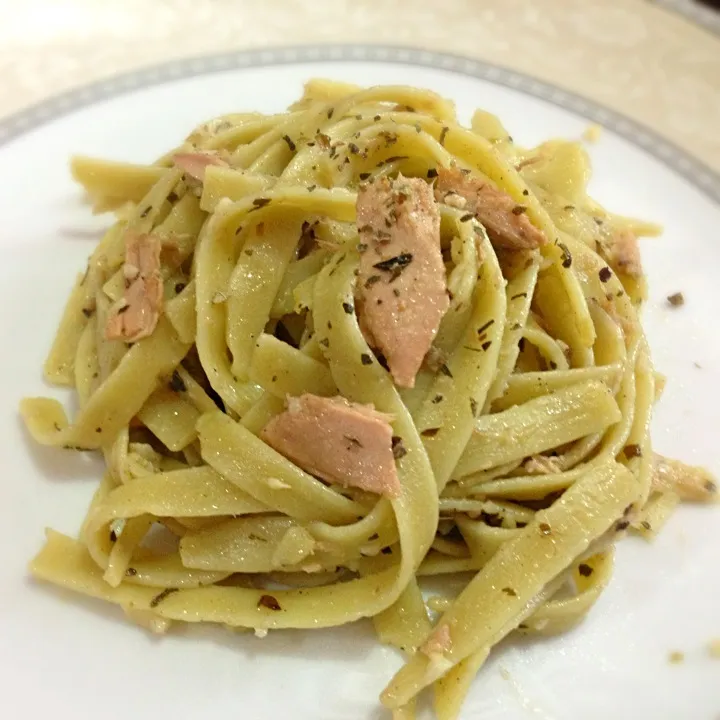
[0, 44, 718, 204]
[653, 0, 720, 36]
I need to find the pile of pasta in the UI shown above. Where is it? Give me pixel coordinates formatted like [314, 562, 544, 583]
[22, 80, 716, 719]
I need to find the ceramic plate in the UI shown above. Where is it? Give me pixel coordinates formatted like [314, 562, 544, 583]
[0, 47, 718, 720]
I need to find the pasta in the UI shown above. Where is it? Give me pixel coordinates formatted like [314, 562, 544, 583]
[22, 79, 717, 719]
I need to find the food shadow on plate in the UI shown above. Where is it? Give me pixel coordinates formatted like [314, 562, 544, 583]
[28, 575, 381, 666]
[19, 418, 104, 483]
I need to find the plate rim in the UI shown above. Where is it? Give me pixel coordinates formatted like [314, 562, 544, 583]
[0, 44, 718, 205]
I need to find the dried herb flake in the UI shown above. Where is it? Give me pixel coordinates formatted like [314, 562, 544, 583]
[391, 436, 407, 459]
[624, 444, 642, 459]
[258, 594, 282, 611]
[150, 588, 179, 608]
[169, 370, 186, 393]
[558, 242, 572, 269]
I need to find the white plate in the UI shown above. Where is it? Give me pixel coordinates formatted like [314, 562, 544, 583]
[0, 47, 718, 720]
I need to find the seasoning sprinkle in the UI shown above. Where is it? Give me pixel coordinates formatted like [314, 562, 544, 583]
[139, 206, 151, 218]
[359, 172, 371, 181]
[282, 135, 296, 152]
[558, 242, 572, 268]
[360, 353, 373, 365]
[169, 370, 186, 393]
[125, 567, 138, 577]
[578, 563, 593, 577]
[252, 197, 271, 209]
[477, 319, 495, 335]
[364, 275, 382, 289]
[511, 292, 528, 300]
[427, 168, 438, 179]
[667, 292, 684, 307]
[432, 394, 443, 404]
[470, 398, 478, 416]
[421, 428, 440, 438]
[342, 302, 354, 314]
[319, 338, 330, 348]
[539, 523, 552, 536]
[624, 444, 642, 459]
[327, 108, 334, 119]
[522, 189, 529, 196]
[167, 191, 179, 203]
[344, 435, 363, 449]
[615, 519, 630, 531]
[373, 253, 413, 275]
[109, 529, 118, 542]
[81, 307, 94, 318]
[511, 205, 527, 215]
[481, 341, 492, 351]
[391, 436, 407, 459]
[150, 588, 179, 608]
[599, 266, 612, 283]
[258, 594, 282, 611]
[315, 132, 331, 149]
[439, 126, 449, 146]
[174, 282, 186, 294]
[459, 213, 474, 222]
[440, 363, 453, 378]
[377, 155, 409, 166]
[307, 185, 317, 193]
[501, 587, 517, 596]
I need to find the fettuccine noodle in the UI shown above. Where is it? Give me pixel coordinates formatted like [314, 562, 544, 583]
[22, 80, 717, 719]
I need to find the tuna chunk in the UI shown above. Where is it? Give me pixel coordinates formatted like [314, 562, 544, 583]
[435, 167, 545, 250]
[356, 175, 448, 388]
[173, 151, 228, 181]
[106, 233, 163, 342]
[603, 229, 642, 277]
[421, 623, 452, 657]
[260, 394, 401, 498]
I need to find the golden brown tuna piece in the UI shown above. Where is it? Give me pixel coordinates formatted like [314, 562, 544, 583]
[356, 175, 449, 388]
[106, 233, 163, 342]
[435, 167, 545, 251]
[261, 394, 401, 498]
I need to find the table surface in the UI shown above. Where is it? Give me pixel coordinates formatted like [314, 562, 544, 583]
[1, 0, 719, 171]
